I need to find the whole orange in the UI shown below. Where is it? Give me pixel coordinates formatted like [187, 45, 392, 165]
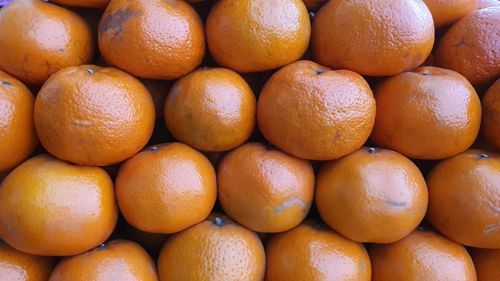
[316, 147, 428, 243]
[0, 69, 38, 173]
[158, 214, 266, 281]
[265, 221, 371, 281]
[116, 143, 217, 234]
[423, 0, 476, 28]
[472, 248, 500, 281]
[482, 79, 500, 150]
[206, 0, 310, 73]
[0, 0, 93, 85]
[99, 0, 205, 79]
[34, 65, 155, 166]
[0, 241, 55, 281]
[0, 155, 118, 256]
[371, 66, 481, 160]
[427, 149, 500, 248]
[50, 0, 109, 8]
[257, 60, 375, 160]
[312, 0, 434, 76]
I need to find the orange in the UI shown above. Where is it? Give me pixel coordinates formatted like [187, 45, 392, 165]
[435, 7, 500, 88]
[312, 0, 434, 76]
[165, 68, 256, 152]
[0, 0, 93, 85]
[371, 66, 481, 160]
[427, 149, 500, 248]
[218, 143, 314, 233]
[370, 229, 477, 281]
[476, 0, 500, 9]
[265, 221, 371, 281]
[0, 241, 54, 281]
[482, 79, 500, 150]
[302, 0, 327, 11]
[50, 0, 110, 8]
[316, 146, 428, 243]
[49, 240, 158, 281]
[471, 248, 500, 281]
[206, 0, 310, 73]
[158, 214, 266, 281]
[116, 143, 217, 234]
[98, 0, 205, 79]
[257, 60, 375, 160]
[0, 155, 118, 256]
[423, 0, 476, 28]
[34, 65, 155, 166]
[0, 69, 38, 173]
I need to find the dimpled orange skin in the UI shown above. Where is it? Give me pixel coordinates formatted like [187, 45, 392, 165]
[0, 155, 118, 256]
[471, 248, 500, 281]
[312, 0, 434, 77]
[34, 65, 155, 166]
[302, 0, 328, 11]
[371, 66, 481, 160]
[435, 7, 500, 88]
[427, 150, 500, 248]
[257, 60, 375, 161]
[165, 68, 256, 152]
[218, 143, 314, 233]
[423, 0, 476, 28]
[265, 222, 371, 281]
[476, 0, 500, 9]
[50, 0, 110, 8]
[0, 241, 55, 281]
[316, 147, 428, 244]
[370, 230, 477, 281]
[116, 143, 217, 234]
[0, 0, 93, 86]
[482, 79, 500, 150]
[0, 70, 38, 173]
[99, 0, 205, 80]
[49, 240, 158, 281]
[158, 214, 266, 281]
[206, 0, 310, 73]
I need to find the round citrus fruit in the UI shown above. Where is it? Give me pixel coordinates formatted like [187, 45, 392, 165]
[316, 146, 428, 243]
[165, 68, 256, 152]
[206, 0, 310, 73]
[427, 149, 500, 248]
[116, 143, 217, 234]
[99, 0, 205, 79]
[34, 65, 155, 166]
[423, 0, 476, 28]
[0, 241, 54, 281]
[257, 60, 375, 160]
[370, 229, 477, 281]
[0, 69, 38, 173]
[312, 0, 434, 76]
[158, 214, 266, 281]
[266, 221, 371, 281]
[371, 66, 481, 160]
[50, 0, 110, 8]
[0, 0, 93, 85]
[0, 155, 118, 256]
[482, 79, 500, 150]
[471, 248, 500, 281]
[218, 143, 314, 233]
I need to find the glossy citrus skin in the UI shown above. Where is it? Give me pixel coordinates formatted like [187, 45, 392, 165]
[158, 214, 266, 281]
[435, 7, 500, 88]
[316, 147, 428, 243]
[265, 221, 371, 281]
[0, 241, 55, 281]
[427, 150, 500, 248]
[423, 0, 476, 28]
[165, 68, 256, 152]
[370, 230, 477, 281]
[51, 0, 110, 8]
[218, 143, 314, 233]
[313, 0, 434, 76]
[116, 143, 217, 234]
[34, 65, 155, 166]
[257, 60, 375, 161]
[372, 66, 481, 160]
[302, 0, 328, 11]
[0, 0, 93, 85]
[49, 240, 158, 281]
[472, 248, 500, 281]
[99, 0, 205, 79]
[206, 0, 310, 73]
[482, 79, 500, 150]
[0, 155, 118, 256]
[476, 0, 500, 9]
[0, 70, 38, 173]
